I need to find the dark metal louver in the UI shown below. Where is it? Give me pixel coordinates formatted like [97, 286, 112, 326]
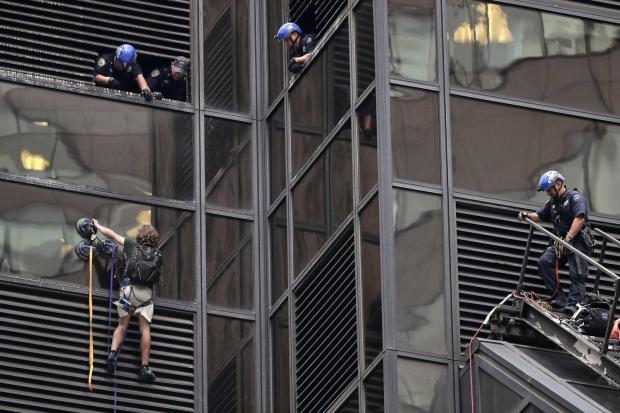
[289, 0, 348, 41]
[0, 281, 195, 412]
[294, 226, 358, 413]
[0, 0, 191, 84]
[456, 200, 620, 352]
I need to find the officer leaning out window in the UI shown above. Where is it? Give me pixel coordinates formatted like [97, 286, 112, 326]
[93, 43, 155, 102]
[146, 56, 189, 102]
[274, 22, 317, 74]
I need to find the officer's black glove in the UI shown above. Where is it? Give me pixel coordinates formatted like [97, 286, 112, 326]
[152, 91, 163, 100]
[107, 77, 122, 90]
[517, 211, 529, 222]
[141, 89, 153, 102]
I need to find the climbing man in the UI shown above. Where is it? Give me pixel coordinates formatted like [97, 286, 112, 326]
[93, 43, 154, 101]
[274, 22, 317, 74]
[93, 219, 162, 382]
[517, 171, 595, 315]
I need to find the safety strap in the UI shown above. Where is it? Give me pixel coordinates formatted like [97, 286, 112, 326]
[87, 247, 94, 391]
[107, 245, 119, 412]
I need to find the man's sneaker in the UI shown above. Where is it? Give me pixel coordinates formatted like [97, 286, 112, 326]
[106, 350, 118, 373]
[550, 299, 565, 311]
[563, 304, 577, 316]
[138, 365, 156, 382]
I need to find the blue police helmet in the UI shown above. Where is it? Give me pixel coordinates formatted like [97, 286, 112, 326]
[537, 170, 565, 192]
[275, 22, 302, 41]
[115, 44, 137, 66]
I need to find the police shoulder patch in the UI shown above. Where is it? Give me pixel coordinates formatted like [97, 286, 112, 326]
[151, 69, 160, 77]
[97, 57, 106, 67]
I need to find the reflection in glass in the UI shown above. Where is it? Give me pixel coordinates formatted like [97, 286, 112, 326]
[0, 180, 195, 300]
[448, 1, 620, 116]
[388, 0, 437, 82]
[355, 0, 375, 96]
[360, 196, 382, 366]
[451, 97, 620, 216]
[358, 91, 378, 198]
[337, 390, 359, 412]
[365, 361, 385, 413]
[391, 86, 441, 184]
[205, 117, 252, 210]
[206, 215, 253, 310]
[269, 104, 286, 203]
[290, 23, 351, 174]
[397, 358, 448, 413]
[479, 370, 522, 412]
[270, 201, 287, 304]
[203, 0, 250, 112]
[271, 302, 289, 413]
[207, 316, 255, 412]
[0, 82, 194, 201]
[293, 125, 352, 275]
[394, 190, 446, 354]
[268, 0, 284, 103]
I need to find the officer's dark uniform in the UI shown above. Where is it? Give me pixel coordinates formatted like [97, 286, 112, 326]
[94, 53, 143, 92]
[536, 188, 594, 308]
[288, 33, 317, 74]
[146, 66, 187, 102]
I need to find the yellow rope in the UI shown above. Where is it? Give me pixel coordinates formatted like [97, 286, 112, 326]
[87, 246, 94, 391]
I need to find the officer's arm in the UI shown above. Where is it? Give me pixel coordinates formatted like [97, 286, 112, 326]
[135, 74, 149, 92]
[566, 215, 585, 242]
[146, 73, 161, 91]
[94, 74, 111, 86]
[92, 219, 125, 245]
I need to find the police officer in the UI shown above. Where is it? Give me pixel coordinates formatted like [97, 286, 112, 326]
[93, 44, 154, 101]
[274, 22, 317, 74]
[518, 171, 595, 314]
[146, 56, 189, 102]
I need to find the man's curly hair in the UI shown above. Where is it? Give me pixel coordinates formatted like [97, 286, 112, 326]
[136, 224, 159, 245]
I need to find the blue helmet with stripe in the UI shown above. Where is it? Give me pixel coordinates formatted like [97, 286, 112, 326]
[537, 170, 565, 192]
[115, 44, 137, 66]
[275, 22, 302, 41]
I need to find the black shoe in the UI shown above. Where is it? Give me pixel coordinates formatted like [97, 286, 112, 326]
[550, 299, 565, 311]
[138, 365, 156, 382]
[563, 304, 577, 316]
[106, 350, 118, 373]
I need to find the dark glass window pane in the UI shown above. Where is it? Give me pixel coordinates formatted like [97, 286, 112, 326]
[290, 23, 351, 174]
[358, 91, 378, 198]
[293, 125, 352, 275]
[365, 361, 385, 413]
[391, 86, 441, 185]
[271, 301, 290, 413]
[268, 0, 284, 103]
[394, 190, 446, 354]
[269, 104, 286, 203]
[397, 358, 448, 413]
[0, 180, 195, 300]
[360, 195, 382, 366]
[451, 97, 620, 216]
[337, 390, 359, 413]
[205, 118, 252, 210]
[207, 316, 255, 412]
[478, 370, 522, 413]
[355, 0, 375, 96]
[203, 0, 250, 112]
[388, 0, 437, 82]
[206, 215, 253, 310]
[448, 1, 620, 116]
[0, 82, 194, 201]
[270, 201, 287, 304]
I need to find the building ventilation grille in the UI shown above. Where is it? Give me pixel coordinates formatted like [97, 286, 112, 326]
[0, 281, 195, 412]
[456, 199, 620, 352]
[290, 0, 348, 41]
[294, 226, 358, 413]
[0, 0, 191, 84]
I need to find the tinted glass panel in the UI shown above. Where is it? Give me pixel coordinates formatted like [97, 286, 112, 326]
[293, 125, 353, 275]
[0, 180, 195, 301]
[268, 0, 285, 103]
[388, 0, 437, 82]
[290, 24, 351, 174]
[391, 86, 441, 184]
[337, 390, 359, 413]
[206, 215, 253, 310]
[207, 316, 255, 412]
[355, 0, 375, 96]
[271, 302, 290, 413]
[0, 82, 194, 201]
[203, 0, 250, 112]
[205, 118, 252, 210]
[394, 190, 446, 354]
[451, 97, 620, 216]
[397, 358, 448, 413]
[360, 195, 382, 366]
[479, 370, 522, 413]
[269, 104, 286, 203]
[358, 91, 378, 198]
[449, 1, 620, 116]
[365, 361, 385, 413]
[270, 201, 288, 304]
